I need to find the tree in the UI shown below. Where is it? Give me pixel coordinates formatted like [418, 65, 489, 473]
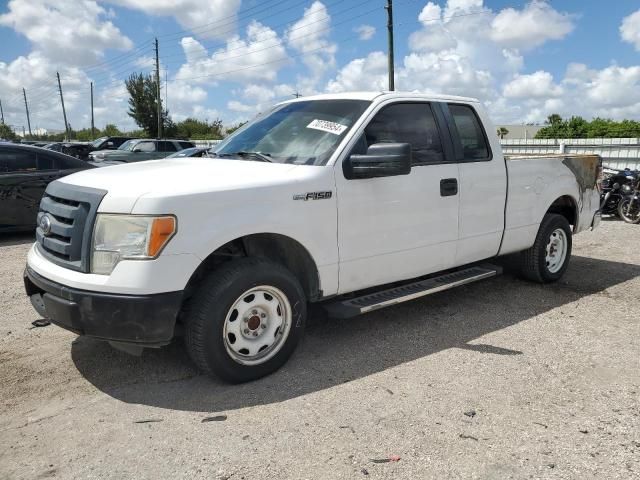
[125, 73, 172, 138]
[546, 114, 563, 126]
[225, 121, 247, 136]
[0, 123, 17, 141]
[174, 117, 224, 139]
[496, 127, 509, 139]
[103, 124, 122, 136]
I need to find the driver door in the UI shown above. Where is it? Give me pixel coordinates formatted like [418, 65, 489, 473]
[335, 101, 460, 294]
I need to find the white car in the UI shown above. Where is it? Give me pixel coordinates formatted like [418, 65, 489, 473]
[24, 92, 601, 382]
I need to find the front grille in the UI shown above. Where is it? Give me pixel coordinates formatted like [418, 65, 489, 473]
[36, 181, 107, 272]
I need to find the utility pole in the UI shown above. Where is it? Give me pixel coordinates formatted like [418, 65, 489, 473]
[292, 92, 302, 98]
[23, 88, 32, 137]
[385, 0, 395, 91]
[154, 37, 162, 139]
[0, 98, 4, 124]
[57, 72, 70, 141]
[90, 82, 95, 140]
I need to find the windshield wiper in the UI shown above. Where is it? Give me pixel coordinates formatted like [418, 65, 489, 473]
[219, 151, 272, 162]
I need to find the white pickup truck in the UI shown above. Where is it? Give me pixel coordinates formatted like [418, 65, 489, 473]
[24, 92, 601, 382]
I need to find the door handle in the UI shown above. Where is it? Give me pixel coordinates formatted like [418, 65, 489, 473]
[440, 178, 458, 197]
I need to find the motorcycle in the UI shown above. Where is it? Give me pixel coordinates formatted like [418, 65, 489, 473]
[600, 168, 638, 216]
[618, 174, 640, 224]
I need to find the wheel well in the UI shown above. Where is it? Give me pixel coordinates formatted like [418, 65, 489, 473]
[547, 195, 578, 230]
[183, 233, 321, 303]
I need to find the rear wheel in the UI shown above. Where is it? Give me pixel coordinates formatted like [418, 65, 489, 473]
[618, 197, 640, 224]
[184, 257, 306, 383]
[519, 213, 572, 283]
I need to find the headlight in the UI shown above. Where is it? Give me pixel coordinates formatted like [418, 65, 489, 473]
[91, 214, 177, 275]
[622, 184, 632, 193]
[91, 152, 105, 161]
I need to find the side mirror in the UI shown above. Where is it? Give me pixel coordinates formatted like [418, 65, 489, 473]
[132, 148, 143, 153]
[105, 141, 114, 148]
[344, 143, 412, 180]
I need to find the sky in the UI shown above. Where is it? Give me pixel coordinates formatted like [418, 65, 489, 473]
[0, 0, 640, 133]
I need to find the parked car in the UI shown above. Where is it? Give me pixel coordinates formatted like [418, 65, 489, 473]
[88, 136, 133, 152]
[44, 142, 92, 160]
[88, 139, 196, 163]
[0, 144, 93, 232]
[165, 147, 213, 158]
[24, 92, 601, 383]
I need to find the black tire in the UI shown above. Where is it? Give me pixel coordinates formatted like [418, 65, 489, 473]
[519, 213, 572, 283]
[184, 257, 306, 383]
[618, 197, 640, 224]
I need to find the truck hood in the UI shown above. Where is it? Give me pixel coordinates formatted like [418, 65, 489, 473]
[58, 157, 302, 211]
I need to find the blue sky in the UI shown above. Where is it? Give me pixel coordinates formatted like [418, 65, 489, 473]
[1, 0, 640, 133]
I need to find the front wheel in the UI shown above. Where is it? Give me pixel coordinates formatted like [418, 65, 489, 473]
[519, 213, 573, 283]
[618, 197, 640, 224]
[184, 258, 306, 383]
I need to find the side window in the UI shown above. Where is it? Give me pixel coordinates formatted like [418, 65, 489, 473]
[363, 103, 444, 165]
[136, 141, 156, 152]
[179, 141, 194, 150]
[36, 153, 57, 171]
[160, 141, 177, 152]
[448, 104, 490, 161]
[0, 149, 37, 173]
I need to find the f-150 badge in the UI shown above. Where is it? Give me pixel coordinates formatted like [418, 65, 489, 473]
[293, 191, 333, 201]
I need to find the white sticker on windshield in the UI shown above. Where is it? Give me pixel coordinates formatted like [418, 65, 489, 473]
[306, 119, 348, 135]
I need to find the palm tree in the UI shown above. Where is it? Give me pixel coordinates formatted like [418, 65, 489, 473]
[497, 127, 509, 139]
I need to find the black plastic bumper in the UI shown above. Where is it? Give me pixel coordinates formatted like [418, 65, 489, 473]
[24, 266, 183, 347]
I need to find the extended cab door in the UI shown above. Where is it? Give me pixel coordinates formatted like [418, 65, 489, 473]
[335, 101, 459, 294]
[441, 103, 507, 265]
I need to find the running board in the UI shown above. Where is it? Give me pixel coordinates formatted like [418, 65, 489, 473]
[324, 264, 502, 319]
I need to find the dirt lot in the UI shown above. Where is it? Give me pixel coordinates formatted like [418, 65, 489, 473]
[0, 220, 639, 479]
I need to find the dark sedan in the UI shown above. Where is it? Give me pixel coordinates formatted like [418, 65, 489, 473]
[0, 144, 94, 232]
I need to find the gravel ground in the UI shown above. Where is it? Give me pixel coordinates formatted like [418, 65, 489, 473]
[0, 219, 639, 480]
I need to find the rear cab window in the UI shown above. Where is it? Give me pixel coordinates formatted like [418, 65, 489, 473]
[447, 104, 491, 162]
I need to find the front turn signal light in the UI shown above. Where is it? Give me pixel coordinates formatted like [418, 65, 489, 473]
[148, 216, 177, 257]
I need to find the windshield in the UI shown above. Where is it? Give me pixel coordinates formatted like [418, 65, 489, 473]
[91, 137, 108, 148]
[214, 99, 370, 165]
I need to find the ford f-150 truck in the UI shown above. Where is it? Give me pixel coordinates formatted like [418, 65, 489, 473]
[24, 92, 601, 383]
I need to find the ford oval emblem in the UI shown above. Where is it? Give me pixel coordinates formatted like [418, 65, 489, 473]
[40, 214, 52, 236]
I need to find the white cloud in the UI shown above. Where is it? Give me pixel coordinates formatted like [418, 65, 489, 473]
[176, 21, 289, 84]
[319, 0, 640, 126]
[108, 0, 241, 39]
[490, 1, 575, 51]
[286, 1, 337, 78]
[503, 71, 563, 98]
[620, 9, 640, 51]
[0, 0, 132, 65]
[326, 51, 388, 93]
[354, 24, 375, 41]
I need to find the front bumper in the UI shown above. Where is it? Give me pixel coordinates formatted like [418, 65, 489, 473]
[24, 266, 183, 347]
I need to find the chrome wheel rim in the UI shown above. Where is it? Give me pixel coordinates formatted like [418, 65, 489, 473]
[621, 199, 640, 222]
[222, 285, 292, 366]
[545, 228, 568, 274]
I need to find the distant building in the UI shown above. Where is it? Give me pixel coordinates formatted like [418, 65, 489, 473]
[495, 124, 543, 140]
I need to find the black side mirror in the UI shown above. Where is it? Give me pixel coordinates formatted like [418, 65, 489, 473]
[344, 143, 412, 180]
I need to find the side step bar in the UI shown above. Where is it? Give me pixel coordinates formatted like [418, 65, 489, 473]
[324, 264, 502, 319]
